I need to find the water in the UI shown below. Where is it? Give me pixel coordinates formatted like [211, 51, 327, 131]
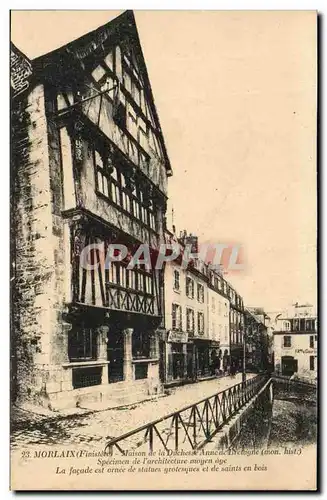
[231, 381, 317, 450]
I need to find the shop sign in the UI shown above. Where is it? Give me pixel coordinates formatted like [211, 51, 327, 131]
[295, 348, 316, 354]
[167, 330, 188, 343]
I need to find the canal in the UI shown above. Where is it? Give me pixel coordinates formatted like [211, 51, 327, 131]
[230, 379, 317, 450]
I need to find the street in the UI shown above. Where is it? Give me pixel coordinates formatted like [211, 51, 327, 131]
[11, 373, 253, 451]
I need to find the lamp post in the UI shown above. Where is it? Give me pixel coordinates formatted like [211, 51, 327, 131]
[242, 325, 246, 384]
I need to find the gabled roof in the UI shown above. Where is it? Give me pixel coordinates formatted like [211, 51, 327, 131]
[33, 10, 172, 176]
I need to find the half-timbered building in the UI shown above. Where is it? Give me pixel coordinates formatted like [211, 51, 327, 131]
[12, 11, 172, 409]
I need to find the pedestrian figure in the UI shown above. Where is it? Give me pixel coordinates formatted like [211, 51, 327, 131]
[214, 356, 221, 377]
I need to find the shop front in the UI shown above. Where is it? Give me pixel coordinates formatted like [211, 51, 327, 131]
[194, 338, 212, 379]
[164, 330, 196, 385]
[230, 346, 243, 373]
[209, 341, 221, 376]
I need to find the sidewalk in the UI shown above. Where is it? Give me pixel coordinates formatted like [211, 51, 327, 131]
[11, 373, 254, 450]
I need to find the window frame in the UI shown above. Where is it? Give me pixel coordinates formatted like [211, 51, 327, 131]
[197, 311, 204, 335]
[197, 283, 204, 303]
[173, 269, 180, 292]
[186, 276, 195, 299]
[69, 327, 98, 362]
[172, 303, 182, 331]
[94, 148, 156, 231]
[186, 307, 195, 334]
[283, 335, 292, 348]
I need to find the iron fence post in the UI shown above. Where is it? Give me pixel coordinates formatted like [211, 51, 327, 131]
[175, 414, 179, 451]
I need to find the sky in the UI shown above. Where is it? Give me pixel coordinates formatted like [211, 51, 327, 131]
[11, 10, 317, 311]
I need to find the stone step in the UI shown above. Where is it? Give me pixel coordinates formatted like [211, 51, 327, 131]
[80, 391, 158, 411]
[76, 379, 152, 410]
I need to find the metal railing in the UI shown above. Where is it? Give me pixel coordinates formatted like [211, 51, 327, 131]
[105, 373, 268, 455]
[272, 374, 317, 388]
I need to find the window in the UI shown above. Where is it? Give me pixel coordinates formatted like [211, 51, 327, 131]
[69, 327, 98, 361]
[309, 356, 315, 371]
[283, 321, 290, 331]
[212, 297, 215, 313]
[95, 151, 121, 206]
[148, 198, 156, 231]
[121, 173, 131, 213]
[197, 312, 204, 335]
[113, 100, 127, 129]
[138, 124, 148, 151]
[309, 335, 314, 348]
[110, 166, 121, 205]
[186, 277, 194, 299]
[139, 190, 148, 224]
[132, 329, 150, 359]
[108, 262, 153, 293]
[293, 319, 300, 331]
[94, 148, 155, 229]
[72, 366, 102, 389]
[186, 308, 195, 334]
[132, 190, 140, 219]
[197, 283, 204, 303]
[127, 107, 138, 138]
[172, 303, 182, 331]
[306, 319, 315, 331]
[283, 336, 292, 348]
[174, 270, 180, 291]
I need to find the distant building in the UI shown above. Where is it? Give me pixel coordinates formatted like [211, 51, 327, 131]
[271, 303, 317, 380]
[162, 230, 208, 384]
[244, 308, 269, 373]
[207, 270, 230, 374]
[229, 286, 245, 370]
[162, 229, 233, 384]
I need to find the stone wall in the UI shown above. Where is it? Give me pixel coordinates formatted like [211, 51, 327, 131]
[11, 83, 70, 407]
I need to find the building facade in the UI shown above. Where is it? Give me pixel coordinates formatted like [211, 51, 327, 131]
[11, 11, 173, 409]
[207, 269, 230, 374]
[244, 308, 269, 373]
[229, 287, 245, 371]
[162, 230, 210, 384]
[272, 304, 317, 381]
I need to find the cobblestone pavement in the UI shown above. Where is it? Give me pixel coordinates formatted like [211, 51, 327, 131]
[11, 373, 254, 451]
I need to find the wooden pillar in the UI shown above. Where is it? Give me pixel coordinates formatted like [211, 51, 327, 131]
[123, 328, 134, 381]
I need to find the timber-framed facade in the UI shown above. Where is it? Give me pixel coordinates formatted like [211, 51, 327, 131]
[11, 11, 172, 409]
